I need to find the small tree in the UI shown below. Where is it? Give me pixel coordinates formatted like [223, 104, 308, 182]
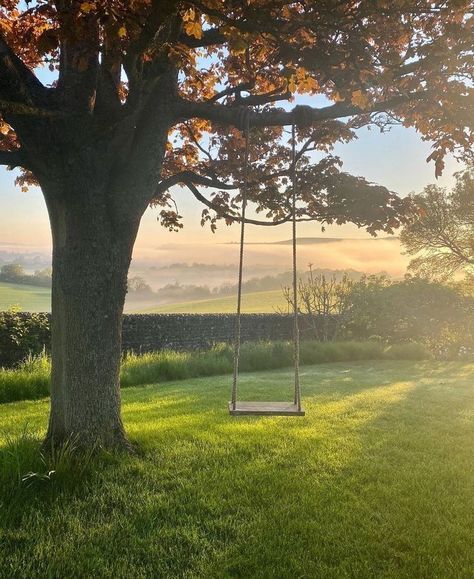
[127, 276, 153, 296]
[282, 267, 354, 341]
[0, 263, 25, 282]
[400, 166, 474, 280]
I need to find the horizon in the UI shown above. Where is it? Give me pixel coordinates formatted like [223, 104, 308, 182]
[0, 107, 464, 277]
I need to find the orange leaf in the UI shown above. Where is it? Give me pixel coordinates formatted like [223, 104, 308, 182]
[184, 20, 202, 40]
[351, 90, 370, 109]
[80, 2, 95, 14]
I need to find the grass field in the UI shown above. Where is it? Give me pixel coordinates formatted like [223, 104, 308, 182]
[1, 360, 473, 577]
[142, 289, 288, 313]
[0, 282, 285, 313]
[0, 282, 51, 312]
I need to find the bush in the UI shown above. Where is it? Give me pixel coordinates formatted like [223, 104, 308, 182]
[343, 276, 474, 353]
[0, 308, 50, 368]
[0, 340, 432, 404]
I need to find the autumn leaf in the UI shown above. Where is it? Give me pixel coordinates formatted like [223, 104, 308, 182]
[117, 26, 127, 39]
[182, 8, 196, 22]
[288, 75, 297, 93]
[80, 2, 96, 14]
[184, 20, 202, 40]
[351, 90, 370, 109]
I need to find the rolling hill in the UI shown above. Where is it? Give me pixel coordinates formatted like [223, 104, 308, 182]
[140, 289, 288, 314]
[0, 282, 51, 312]
[0, 282, 286, 314]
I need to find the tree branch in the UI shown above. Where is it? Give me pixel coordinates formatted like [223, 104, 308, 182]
[176, 92, 429, 127]
[156, 171, 238, 196]
[156, 171, 300, 226]
[183, 180, 300, 226]
[235, 88, 292, 107]
[179, 28, 227, 48]
[0, 150, 24, 167]
[206, 81, 255, 103]
[0, 35, 49, 106]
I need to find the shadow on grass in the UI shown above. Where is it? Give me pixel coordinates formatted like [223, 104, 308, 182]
[0, 361, 472, 576]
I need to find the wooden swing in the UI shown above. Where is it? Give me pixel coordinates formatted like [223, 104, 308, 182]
[229, 111, 305, 417]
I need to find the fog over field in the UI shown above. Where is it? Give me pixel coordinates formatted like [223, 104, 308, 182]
[128, 236, 407, 290]
[1, 235, 407, 292]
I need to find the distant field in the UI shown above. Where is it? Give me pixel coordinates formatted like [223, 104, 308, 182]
[0, 282, 51, 312]
[141, 289, 289, 314]
[0, 282, 288, 314]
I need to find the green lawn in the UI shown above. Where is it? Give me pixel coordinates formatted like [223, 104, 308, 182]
[1, 360, 473, 577]
[142, 289, 288, 313]
[0, 282, 51, 312]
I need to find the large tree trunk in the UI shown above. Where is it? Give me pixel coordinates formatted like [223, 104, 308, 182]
[43, 178, 144, 451]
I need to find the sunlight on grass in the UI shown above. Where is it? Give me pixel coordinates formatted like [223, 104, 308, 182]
[0, 361, 473, 577]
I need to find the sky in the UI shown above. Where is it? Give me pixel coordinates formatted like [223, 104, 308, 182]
[0, 91, 463, 278]
[0, 122, 462, 274]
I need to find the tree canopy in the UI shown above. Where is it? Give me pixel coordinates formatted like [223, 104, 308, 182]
[1, 1, 473, 234]
[400, 165, 474, 280]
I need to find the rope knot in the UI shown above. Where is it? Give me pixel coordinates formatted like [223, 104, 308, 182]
[292, 105, 313, 128]
[236, 106, 251, 134]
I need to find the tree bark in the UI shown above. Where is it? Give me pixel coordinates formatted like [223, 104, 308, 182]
[42, 177, 144, 451]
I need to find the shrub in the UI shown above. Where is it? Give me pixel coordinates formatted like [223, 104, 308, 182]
[0, 308, 50, 368]
[343, 276, 474, 352]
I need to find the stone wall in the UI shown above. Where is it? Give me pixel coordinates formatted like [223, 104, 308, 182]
[1, 312, 335, 366]
[122, 314, 299, 353]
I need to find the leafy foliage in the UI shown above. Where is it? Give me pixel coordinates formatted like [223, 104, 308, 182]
[344, 275, 474, 356]
[400, 165, 474, 280]
[0, 308, 50, 368]
[1, 1, 473, 232]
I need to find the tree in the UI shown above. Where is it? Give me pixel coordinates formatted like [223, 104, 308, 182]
[0, 262, 25, 282]
[281, 268, 354, 341]
[0, 1, 472, 450]
[127, 276, 153, 296]
[400, 166, 474, 280]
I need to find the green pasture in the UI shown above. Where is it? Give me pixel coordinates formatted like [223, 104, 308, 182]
[142, 289, 287, 314]
[0, 282, 287, 313]
[0, 282, 51, 312]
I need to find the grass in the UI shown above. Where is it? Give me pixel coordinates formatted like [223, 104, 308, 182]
[0, 282, 51, 312]
[0, 360, 473, 577]
[0, 282, 287, 314]
[140, 289, 288, 313]
[0, 340, 430, 403]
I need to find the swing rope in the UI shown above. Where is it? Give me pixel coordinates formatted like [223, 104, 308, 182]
[291, 122, 302, 411]
[231, 111, 301, 412]
[231, 109, 251, 410]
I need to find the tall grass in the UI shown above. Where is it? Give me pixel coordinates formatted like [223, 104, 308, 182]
[0, 340, 430, 404]
[0, 352, 50, 403]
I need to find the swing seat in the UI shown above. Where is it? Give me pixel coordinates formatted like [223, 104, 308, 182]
[228, 401, 305, 416]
